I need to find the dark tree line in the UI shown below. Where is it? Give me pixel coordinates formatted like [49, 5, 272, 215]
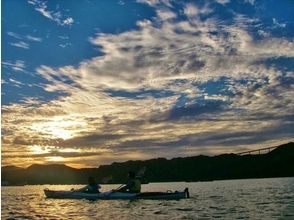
[2, 142, 294, 185]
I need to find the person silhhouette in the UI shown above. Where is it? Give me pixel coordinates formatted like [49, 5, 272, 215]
[77, 176, 101, 193]
[118, 171, 141, 193]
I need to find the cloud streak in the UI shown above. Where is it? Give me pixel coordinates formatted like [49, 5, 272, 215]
[10, 41, 30, 49]
[2, 60, 26, 72]
[28, 0, 74, 26]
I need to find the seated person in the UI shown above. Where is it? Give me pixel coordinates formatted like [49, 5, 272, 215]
[76, 176, 101, 193]
[118, 171, 141, 193]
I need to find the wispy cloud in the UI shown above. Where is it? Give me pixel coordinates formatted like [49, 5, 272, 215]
[7, 31, 22, 39]
[62, 17, 74, 26]
[26, 35, 42, 42]
[59, 43, 72, 48]
[28, 0, 74, 26]
[10, 41, 30, 49]
[272, 18, 286, 28]
[2, 60, 26, 72]
[9, 78, 25, 88]
[215, 0, 230, 5]
[244, 0, 255, 5]
[7, 32, 42, 46]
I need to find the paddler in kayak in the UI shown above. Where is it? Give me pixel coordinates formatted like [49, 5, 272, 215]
[76, 176, 101, 193]
[117, 171, 141, 193]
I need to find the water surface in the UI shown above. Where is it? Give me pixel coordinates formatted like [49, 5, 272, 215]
[2, 177, 294, 219]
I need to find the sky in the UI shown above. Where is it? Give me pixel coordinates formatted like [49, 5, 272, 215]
[2, 0, 294, 168]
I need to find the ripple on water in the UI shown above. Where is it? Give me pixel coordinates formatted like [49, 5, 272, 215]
[175, 208, 193, 211]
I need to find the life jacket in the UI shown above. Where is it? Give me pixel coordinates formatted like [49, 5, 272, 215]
[129, 178, 141, 193]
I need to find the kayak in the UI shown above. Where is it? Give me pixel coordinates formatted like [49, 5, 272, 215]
[44, 188, 189, 200]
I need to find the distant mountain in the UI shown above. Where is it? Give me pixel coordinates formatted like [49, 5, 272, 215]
[1, 165, 24, 171]
[2, 142, 294, 185]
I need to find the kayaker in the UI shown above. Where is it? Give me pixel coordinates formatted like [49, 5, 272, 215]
[118, 171, 141, 193]
[76, 176, 101, 193]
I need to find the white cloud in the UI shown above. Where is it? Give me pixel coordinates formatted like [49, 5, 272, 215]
[62, 17, 74, 26]
[183, 3, 212, 18]
[272, 18, 286, 28]
[2, 60, 26, 72]
[26, 35, 42, 42]
[7, 31, 42, 43]
[35, 5, 53, 20]
[215, 0, 230, 5]
[118, 0, 125, 6]
[28, 0, 74, 26]
[58, 35, 70, 40]
[137, 0, 159, 6]
[183, 3, 199, 17]
[10, 41, 30, 49]
[59, 43, 72, 48]
[244, 0, 255, 5]
[27, 0, 37, 5]
[9, 78, 25, 88]
[157, 9, 177, 20]
[7, 32, 22, 39]
[257, 30, 270, 38]
[136, 0, 172, 7]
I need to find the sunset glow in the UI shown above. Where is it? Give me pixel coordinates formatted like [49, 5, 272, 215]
[29, 145, 51, 155]
[30, 116, 87, 140]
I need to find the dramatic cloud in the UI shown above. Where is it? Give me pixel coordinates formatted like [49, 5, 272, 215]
[2, 0, 294, 167]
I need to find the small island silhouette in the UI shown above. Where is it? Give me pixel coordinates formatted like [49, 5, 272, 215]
[2, 142, 293, 186]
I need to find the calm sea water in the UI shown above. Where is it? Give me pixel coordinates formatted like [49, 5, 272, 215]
[1, 177, 294, 219]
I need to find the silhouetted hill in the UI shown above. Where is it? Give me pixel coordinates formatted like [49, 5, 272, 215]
[2, 166, 26, 185]
[26, 164, 79, 184]
[2, 165, 24, 171]
[2, 142, 294, 185]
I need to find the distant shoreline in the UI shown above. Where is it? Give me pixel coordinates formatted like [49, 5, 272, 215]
[2, 142, 294, 186]
[2, 176, 294, 187]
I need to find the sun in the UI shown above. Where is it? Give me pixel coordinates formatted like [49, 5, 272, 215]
[31, 116, 86, 140]
[45, 156, 64, 162]
[29, 145, 51, 154]
[50, 129, 72, 140]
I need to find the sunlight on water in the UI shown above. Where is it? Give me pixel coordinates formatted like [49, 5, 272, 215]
[2, 178, 294, 219]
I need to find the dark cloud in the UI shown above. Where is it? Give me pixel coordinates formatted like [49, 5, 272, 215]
[116, 119, 294, 152]
[55, 133, 126, 148]
[105, 88, 175, 100]
[198, 122, 294, 147]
